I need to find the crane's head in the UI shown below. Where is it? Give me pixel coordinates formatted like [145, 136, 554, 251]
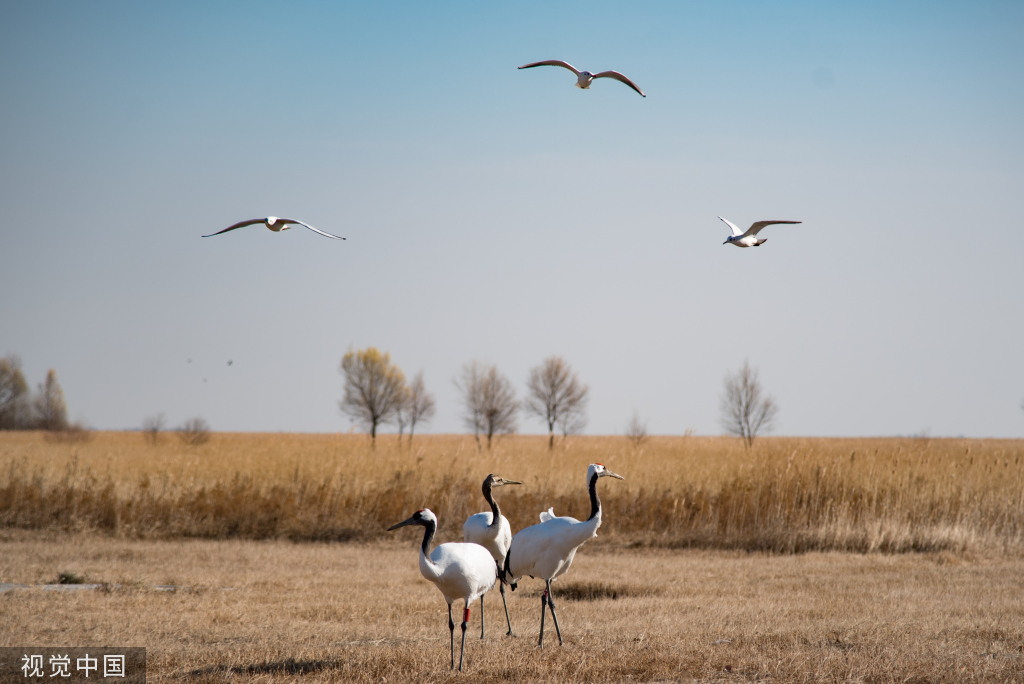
[484, 474, 522, 488]
[588, 463, 624, 482]
[387, 508, 437, 531]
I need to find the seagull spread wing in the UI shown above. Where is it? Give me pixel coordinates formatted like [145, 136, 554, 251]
[518, 60, 581, 75]
[202, 218, 265, 237]
[744, 220, 802, 237]
[279, 218, 346, 240]
[718, 216, 744, 237]
[592, 70, 646, 97]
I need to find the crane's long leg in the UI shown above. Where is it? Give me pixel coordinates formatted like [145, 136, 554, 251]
[500, 581, 515, 636]
[448, 604, 455, 670]
[480, 594, 485, 639]
[459, 606, 469, 672]
[539, 591, 548, 647]
[545, 580, 563, 646]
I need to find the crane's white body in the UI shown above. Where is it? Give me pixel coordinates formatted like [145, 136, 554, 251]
[420, 540, 497, 608]
[463, 511, 512, 566]
[507, 508, 599, 583]
[719, 216, 801, 248]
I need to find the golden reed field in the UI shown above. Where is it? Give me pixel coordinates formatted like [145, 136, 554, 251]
[1, 431, 1022, 553]
[2, 432, 1023, 683]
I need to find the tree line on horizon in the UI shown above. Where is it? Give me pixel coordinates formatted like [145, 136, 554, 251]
[338, 347, 781, 448]
[0, 355, 70, 432]
[0, 349, 787, 447]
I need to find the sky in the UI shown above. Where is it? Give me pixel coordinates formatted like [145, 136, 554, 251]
[1, 1, 1022, 438]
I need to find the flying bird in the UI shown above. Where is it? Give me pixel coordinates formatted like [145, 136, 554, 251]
[518, 60, 646, 97]
[463, 474, 522, 638]
[389, 509, 497, 672]
[719, 217, 802, 248]
[503, 464, 625, 647]
[202, 217, 345, 240]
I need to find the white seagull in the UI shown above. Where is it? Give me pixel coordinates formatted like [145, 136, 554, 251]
[503, 463, 625, 647]
[518, 60, 646, 97]
[388, 509, 497, 672]
[463, 474, 522, 638]
[202, 216, 345, 240]
[719, 217, 801, 248]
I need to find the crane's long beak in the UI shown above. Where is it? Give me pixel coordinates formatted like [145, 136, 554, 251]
[499, 479, 523, 486]
[387, 516, 418, 531]
[603, 469, 625, 480]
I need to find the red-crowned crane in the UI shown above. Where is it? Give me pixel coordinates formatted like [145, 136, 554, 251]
[388, 509, 496, 671]
[462, 474, 522, 638]
[502, 463, 625, 647]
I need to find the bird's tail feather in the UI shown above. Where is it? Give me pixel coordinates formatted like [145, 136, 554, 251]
[502, 551, 516, 591]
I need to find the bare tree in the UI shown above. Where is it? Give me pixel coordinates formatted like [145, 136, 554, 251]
[406, 371, 436, 444]
[455, 361, 486, 446]
[558, 407, 588, 439]
[0, 355, 30, 430]
[142, 413, 166, 444]
[177, 417, 211, 447]
[33, 369, 68, 431]
[720, 359, 779, 447]
[394, 397, 410, 444]
[625, 410, 648, 449]
[339, 347, 407, 444]
[524, 356, 589, 449]
[455, 361, 518, 449]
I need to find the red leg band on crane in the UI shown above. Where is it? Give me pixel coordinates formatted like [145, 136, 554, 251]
[464, 608, 471, 622]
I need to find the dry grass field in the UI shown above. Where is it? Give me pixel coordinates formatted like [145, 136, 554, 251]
[2, 432, 1023, 552]
[1, 533, 1022, 683]
[2, 432, 1023, 682]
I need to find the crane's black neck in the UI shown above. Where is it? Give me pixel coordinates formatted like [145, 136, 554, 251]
[419, 519, 436, 558]
[587, 472, 601, 521]
[483, 481, 501, 529]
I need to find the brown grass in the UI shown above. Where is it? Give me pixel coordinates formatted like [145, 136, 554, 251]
[1, 431, 1023, 554]
[1, 532, 1022, 683]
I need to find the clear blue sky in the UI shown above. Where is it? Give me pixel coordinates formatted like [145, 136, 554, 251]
[2, 1, 1022, 437]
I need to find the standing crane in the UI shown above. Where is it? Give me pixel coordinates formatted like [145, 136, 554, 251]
[503, 463, 625, 647]
[462, 474, 522, 638]
[388, 509, 497, 671]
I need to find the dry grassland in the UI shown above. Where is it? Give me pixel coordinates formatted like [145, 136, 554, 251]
[2, 433, 1023, 682]
[1, 532, 1022, 683]
[2, 432, 1023, 553]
